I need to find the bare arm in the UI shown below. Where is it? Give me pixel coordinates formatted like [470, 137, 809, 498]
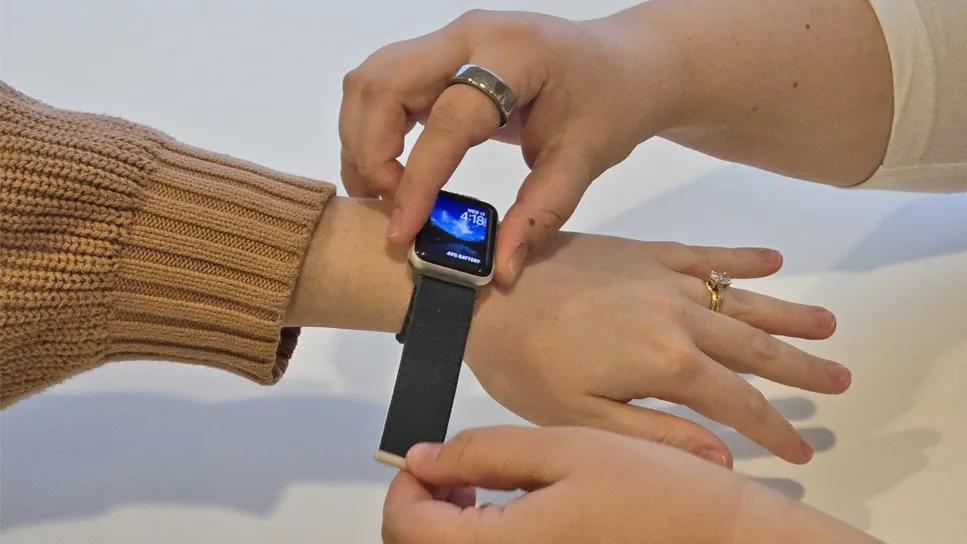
[285, 197, 411, 332]
[640, 0, 893, 185]
[341, 0, 894, 283]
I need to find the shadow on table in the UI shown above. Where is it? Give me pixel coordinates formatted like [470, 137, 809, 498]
[0, 392, 396, 529]
[792, 247, 957, 530]
[0, 388, 823, 530]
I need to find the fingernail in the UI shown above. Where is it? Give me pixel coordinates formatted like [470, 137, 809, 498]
[507, 244, 530, 281]
[408, 442, 443, 464]
[762, 249, 783, 267]
[695, 448, 730, 468]
[799, 439, 814, 462]
[813, 307, 836, 331]
[387, 208, 402, 240]
[827, 362, 852, 389]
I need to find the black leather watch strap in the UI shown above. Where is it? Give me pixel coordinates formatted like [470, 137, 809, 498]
[379, 275, 476, 459]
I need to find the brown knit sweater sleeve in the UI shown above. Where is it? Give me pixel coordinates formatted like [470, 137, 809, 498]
[0, 82, 334, 408]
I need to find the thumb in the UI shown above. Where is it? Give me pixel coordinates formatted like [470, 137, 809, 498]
[405, 426, 570, 491]
[495, 152, 593, 285]
[382, 470, 475, 544]
[383, 426, 572, 544]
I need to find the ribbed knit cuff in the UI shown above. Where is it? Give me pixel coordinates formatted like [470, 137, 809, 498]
[105, 139, 332, 384]
[2, 82, 334, 406]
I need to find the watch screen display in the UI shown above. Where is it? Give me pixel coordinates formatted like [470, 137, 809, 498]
[414, 191, 497, 277]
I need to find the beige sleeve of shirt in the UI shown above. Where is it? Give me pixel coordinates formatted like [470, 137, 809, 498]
[862, 0, 967, 191]
[1, 82, 335, 407]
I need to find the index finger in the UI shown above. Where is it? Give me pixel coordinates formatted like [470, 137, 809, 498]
[404, 427, 570, 490]
[387, 82, 503, 243]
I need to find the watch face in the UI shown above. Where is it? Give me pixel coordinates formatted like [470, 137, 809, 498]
[414, 191, 497, 277]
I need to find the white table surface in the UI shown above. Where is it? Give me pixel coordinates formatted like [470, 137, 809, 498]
[2, 1, 965, 542]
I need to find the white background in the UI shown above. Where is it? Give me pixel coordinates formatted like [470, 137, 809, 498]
[2, 1, 965, 542]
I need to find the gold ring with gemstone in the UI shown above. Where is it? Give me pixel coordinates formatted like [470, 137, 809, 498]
[705, 271, 731, 312]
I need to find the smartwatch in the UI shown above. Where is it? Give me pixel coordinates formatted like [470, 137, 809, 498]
[375, 191, 498, 469]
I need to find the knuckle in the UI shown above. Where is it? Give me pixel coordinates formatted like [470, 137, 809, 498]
[661, 342, 705, 383]
[426, 102, 469, 139]
[342, 68, 364, 93]
[359, 75, 396, 101]
[727, 290, 757, 322]
[743, 389, 773, 421]
[492, 16, 543, 43]
[395, 178, 433, 209]
[339, 146, 357, 168]
[668, 241, 689, 252]
[563, 400, 600, 428]
[729, 247, 745, 264]
[445, 429, 478, 467]
[649, 426, 674, 448]
[652, 294, 690, 322]
[452, 9, 546, 46]
[392, 181, 419, 208]
[531, 208, 567, 234]
[355, 160, 384, 182]
[576, 140, 623, 182]
[684, 247, 710, 273]
[452, 8, 494, 29]
[749, 329, 779, 361]
[672, 352, 705, 383]
[343, 65, 397, 100]
[661, 241, 689, 261]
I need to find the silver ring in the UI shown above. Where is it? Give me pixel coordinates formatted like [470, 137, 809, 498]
[447, 64, 518, 128]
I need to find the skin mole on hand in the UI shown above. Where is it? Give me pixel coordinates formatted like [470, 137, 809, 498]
[529, 217, 536, 226]
[806, 23, 811, 30]
[793, 81, 799, 88]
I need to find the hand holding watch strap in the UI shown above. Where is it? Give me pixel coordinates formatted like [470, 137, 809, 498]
[379, 275, 477, 461]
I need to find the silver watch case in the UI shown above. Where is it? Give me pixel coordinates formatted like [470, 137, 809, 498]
[408, 245, 494, 288]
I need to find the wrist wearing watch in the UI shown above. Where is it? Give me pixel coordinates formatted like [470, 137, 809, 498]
[376, 191, 497, 469]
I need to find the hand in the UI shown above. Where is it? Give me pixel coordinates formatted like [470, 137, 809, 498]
[382, 426, 875, 544]
[340, 9, 683, 283]
[466, 234, 849, 465]
[288, 199, 847, 465]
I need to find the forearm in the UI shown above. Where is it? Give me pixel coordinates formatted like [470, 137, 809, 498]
[285, 197, 411, 332]
[601, 0, 893, 185]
